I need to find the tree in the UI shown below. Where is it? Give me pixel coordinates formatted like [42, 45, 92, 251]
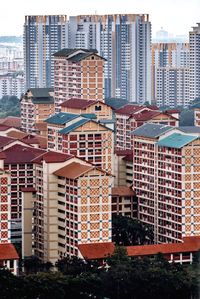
[112, 215, 154, 246]
[22, 256, 53, 275]
[55, 256, 99, 276]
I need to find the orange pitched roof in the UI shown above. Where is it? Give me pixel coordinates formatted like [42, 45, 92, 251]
[32, 151, 72, 164]
[127, 236, 200, 256]
[7, 130, 27, 139]
[112, 186, 135, 196]
[54, 161, 94, 179]
[0, 116, 21, 128]
[115, 104, 145, 116]
[60, 98, 97, 109]
[7, 131, 47, 149]
[78, 242, 115, 259]
[0, 243, 19, 260]
[78, 237, 200, 260]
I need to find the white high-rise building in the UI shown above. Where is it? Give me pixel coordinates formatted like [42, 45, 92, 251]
[0, 72, 24, 99]
[24, 15, 68, 89]
[152, 43, 190, 107]
[155, 67, 190, 107]
[189, 23, 200, 101]
[68, 14, 152, 103]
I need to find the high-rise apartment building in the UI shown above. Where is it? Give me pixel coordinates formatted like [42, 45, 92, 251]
[0, 72, 24, 99]
[21, 88, 55, 133]
[0, 166, 11, 244]
[115, 104, 178, 150]
[152, 43, 190, 107]
[132, 123, 200, 244]
[23, 152, 113, 263]
[53, 48, 105, 112]
[68, 14, 152, 103]
[45, 112, 114, 173]
[189, 23, 200, 101]
[155, 68, 190, 107]
[24, 15, 68, 89]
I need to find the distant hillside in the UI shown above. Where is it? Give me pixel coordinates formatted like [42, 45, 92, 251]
[0, 36, 22, 43]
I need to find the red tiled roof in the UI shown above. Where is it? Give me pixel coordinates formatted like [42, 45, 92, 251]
[0, 124, 12, 131]
[2, 144, 45, 164]
[54, 161, 93, 179]
[132, 110, 161, 121]
[146, 105, 159, 110]
[0, 117, 21, 128]
[7, 131, 47, 149]
[60, 98, 97, 109]
[127, 236, 200, 257]
[112, 186, 135, 196]
[78, 237, 200, 260]
[0, 243, 19, 260]
[115, 104, 145, 116]
[32, 151, 73, 164]
[7, 130, 27, 139]
[23, 135, 47, 149]
[0, 136, 17, 148]
[78, 242, 115, 259]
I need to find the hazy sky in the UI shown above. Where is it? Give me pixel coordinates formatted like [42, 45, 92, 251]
[1, 0, 199, 37]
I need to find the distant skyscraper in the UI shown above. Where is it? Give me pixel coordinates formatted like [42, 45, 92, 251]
[152, 43, 190, 107]
[24, 15, 68, 89]
[189, 23, 200, 101]
[68, 14, 152, 103]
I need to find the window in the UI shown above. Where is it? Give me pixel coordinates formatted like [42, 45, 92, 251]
[95, 105, 102, 111]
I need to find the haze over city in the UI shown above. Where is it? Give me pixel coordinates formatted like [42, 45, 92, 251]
[0, 0, 199, 37]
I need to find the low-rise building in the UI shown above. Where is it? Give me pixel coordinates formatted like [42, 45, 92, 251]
[0, 243, 19, 275]
[78, 236, 200, 265]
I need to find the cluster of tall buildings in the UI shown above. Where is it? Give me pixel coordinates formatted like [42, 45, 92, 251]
[23, 14, 152, 103]
[2, 13, 200, 275]
[0, 44, 24, 99]
[22, 15, 200, 108]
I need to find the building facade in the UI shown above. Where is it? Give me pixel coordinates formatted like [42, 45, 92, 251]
[45, 112, 114, 173]
[152, 43, 190, 107]
[155, 67, 190, 107]
[68, 14, 152, 103]
[189, 23, 200, 101]
[132, 123, 200, 243]
[0, 72, 24, 99]
[0, 166, 11, 244]
[115, 104, 178, 150]
[30, 152, 113, 263]
[24, 15, 68, 89]
[21, 88, 55, 133]
[54, 49, 105, 112]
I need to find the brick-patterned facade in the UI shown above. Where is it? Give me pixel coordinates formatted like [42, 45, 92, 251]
[0, 170, 11, 243]
[54, 49, 105, 112]
[133, 125, 200, 243]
